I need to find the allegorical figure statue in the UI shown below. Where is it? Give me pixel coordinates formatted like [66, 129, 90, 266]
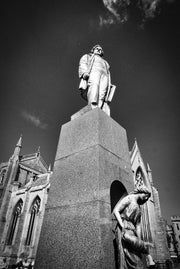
[112, 185, 155, 269]
[78, 44, 116, 116]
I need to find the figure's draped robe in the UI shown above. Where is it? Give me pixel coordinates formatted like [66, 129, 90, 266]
[112, 203, 149, 269]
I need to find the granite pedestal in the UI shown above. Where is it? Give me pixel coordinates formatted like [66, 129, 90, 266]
[35, 107, 134, 269]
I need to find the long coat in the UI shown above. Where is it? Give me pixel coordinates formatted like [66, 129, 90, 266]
[79, 53, 111, 105]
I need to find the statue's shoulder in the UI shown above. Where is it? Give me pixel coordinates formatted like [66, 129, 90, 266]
[121, 194, 132, 205]
[104, 58, 110, 69]
[80, 53, 91, 62]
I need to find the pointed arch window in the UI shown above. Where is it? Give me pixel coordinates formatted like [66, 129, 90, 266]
[7, 199, 23, 245]
[25, 196, 41, 246]
[135, 168, 145, 188]
[0, 169, 6, 184]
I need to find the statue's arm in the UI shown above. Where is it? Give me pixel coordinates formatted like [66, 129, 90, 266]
[113, 196, 130, 230]
[78, 54, 90, 79]
[136, 222, 141, 238]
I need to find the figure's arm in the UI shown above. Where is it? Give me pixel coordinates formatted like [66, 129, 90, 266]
[113, 196, 130, 230]
[78, 54, 90, 79]
[136, 222, 141, 238]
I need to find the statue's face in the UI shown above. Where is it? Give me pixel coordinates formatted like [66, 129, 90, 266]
[93, 46, 103, 56]
[138, 193, 150, 204]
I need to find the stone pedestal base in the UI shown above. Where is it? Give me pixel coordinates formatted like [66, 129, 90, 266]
[35, 107, 134, 269]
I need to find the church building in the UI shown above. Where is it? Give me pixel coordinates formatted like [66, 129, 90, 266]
[0, 135, 171, 268]
[166, 216, 180, 262]
[0, 136, 52, 267]
[130, 139, 170, 266]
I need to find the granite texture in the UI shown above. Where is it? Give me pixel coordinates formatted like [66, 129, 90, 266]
[35, 201, 114, 269]
[71, 104, 92, 120]
[55, 107, 130, 163]
[35, 107, 134, 269]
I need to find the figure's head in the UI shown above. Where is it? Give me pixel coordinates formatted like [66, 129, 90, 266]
[132, 185, 151, 204]
[91, 44, 104, 56]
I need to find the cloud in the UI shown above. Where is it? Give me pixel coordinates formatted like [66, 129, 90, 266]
[99, 15, 118, 27]
[102, 0, 121, 21]
[138, 0, 161, 19]
[100, 0, 175, 27]
[101, 0, 129, 25]
[21, 111, 48, 130]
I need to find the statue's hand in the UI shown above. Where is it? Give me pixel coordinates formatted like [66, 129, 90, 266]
[82, 72, 89, 80]
[146, 242, 154, 248]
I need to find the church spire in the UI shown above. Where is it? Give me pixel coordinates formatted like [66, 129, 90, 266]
[147, 162, 153, 184]
[48, 164, 51, 173]
[13, 135, 22, 157]
[36, 146, 40, 157]
[147, 163, 151, 172]
[134, 138, 139, 150]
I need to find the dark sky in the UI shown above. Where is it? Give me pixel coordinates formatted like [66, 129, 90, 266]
[0, 0, 179, 223]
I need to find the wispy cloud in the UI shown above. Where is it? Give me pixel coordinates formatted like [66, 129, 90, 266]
[102, 0, 129, 24]
[99, 15, 118, 27]
[99, 0, 176, 28]
[21, 111, 48, 130]
[103, 0, 121, 21]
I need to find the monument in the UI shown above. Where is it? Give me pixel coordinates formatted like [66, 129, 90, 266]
[78, 44, 116, 116]
[34, 45, 147, 268]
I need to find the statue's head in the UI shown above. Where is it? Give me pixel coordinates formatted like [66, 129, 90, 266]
[91, 44, 104, 56]
[132, 185, 151, 204]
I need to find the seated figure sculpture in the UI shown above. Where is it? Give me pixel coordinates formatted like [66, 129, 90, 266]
[112, 185, 155, 269]
[78, 44, 116, 116]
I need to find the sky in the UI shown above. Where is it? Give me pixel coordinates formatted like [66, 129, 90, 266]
[0, 0, 179, 223]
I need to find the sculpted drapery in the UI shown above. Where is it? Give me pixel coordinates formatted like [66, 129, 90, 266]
[112, 186, 155, 269]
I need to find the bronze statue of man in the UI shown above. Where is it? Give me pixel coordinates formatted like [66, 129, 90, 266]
[112, 185, 155, 269]
[78, 45, 116, 116]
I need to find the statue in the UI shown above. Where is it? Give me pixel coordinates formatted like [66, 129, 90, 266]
[112, 185, 155, 269]
[78, 45, 116, 116]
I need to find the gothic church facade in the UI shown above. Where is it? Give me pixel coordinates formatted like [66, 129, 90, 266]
[0, 136, 51, 267]
[130, 140, 170, 266]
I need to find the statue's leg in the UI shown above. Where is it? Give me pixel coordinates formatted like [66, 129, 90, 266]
[122, 230, 156, 268]
[88, 72, 101, 107]
[98, 74, 109, 114]
[122, 230, 149, 254]
[102, 102, 110, 116]
[114, 229, 138, 269]
[115, 227, 126, 269]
